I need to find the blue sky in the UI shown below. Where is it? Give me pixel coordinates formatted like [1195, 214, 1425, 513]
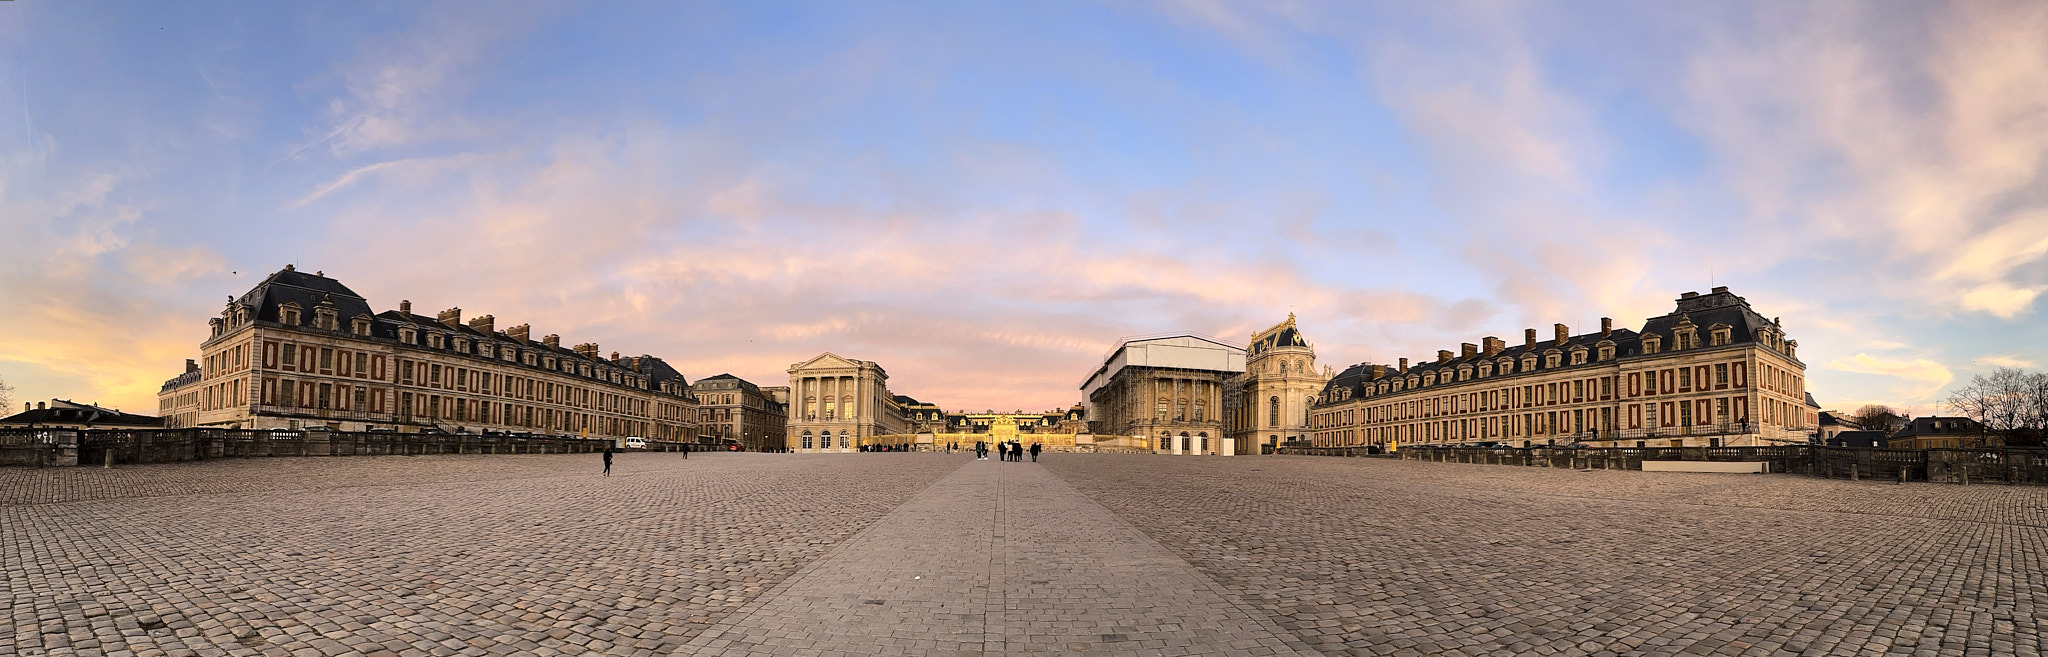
[3, 1, 2046, 416]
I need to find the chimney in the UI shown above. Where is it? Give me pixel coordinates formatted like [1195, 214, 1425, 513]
[1600, 317, 1613, 338]
[22, 402, 28, 413]
[1554, 323, 1569, 346]
[1398, 358, 1408, 373]
[399, 300, 411, 315]
[1482, 336, 1504, 357]
[185, 359, 199, 373]
[507, 324, 531, 343]
[1681, 291, 1699, 299]
[1371, 365, 1386, 379]
[469, 314, 495, 334]
[543, 334, 561, 349]
[38, 402, 46, 410]
[573, 343, 599, 359]
[1461, 342, 1478, 359]
[1710, 286, 1729, 294]
[437, 307, 462, 329]
[1525, 328, 1537, 349]
[1437, 349, 1453, 363]
[610, 351, 621, 363]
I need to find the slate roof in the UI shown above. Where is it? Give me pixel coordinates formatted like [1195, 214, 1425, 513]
[1825, 430, 1887, 448]
[0, 401, 162, 428]
[235, 267, 376, 325]
[1889, 416, 1983, 439]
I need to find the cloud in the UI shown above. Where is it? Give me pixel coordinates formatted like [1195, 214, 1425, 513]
[1975, 355, 2035, 369]
[1826, 353, 1955, 401]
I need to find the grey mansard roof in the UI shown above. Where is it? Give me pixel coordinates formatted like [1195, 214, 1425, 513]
[235, 267, 376, 325]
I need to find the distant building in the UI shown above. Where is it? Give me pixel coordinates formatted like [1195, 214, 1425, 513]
[1816, 411, 1860, 444]
[1080, 334, 1247, 455]
[1310, 286, 1810, 449]
[690, 374, 788, 452]
[786, 353, 908, 452]
[2, 400, 162, 430]
[1825, 430, 1887, 448]
[154, 265, 700, 439]
[1224, 315, 1330, 455]
[1886, 416, 1994, 449]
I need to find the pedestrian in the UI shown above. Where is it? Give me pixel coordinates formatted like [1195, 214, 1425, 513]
[975, 440, 985, 460]
[602, 446, 614, 477]
[1030, 442, 1041, 462]
[1008, 441, 1020, 463]
[682, 443, 689, 459]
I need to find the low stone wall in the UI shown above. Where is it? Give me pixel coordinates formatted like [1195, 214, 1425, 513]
[1280, 444, 2048, 485]
[1, 428, 625, 467]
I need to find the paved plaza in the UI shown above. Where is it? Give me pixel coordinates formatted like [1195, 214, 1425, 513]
[3, 453, 2043, 657]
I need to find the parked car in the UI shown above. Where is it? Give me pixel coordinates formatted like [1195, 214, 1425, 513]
[621, 437, 647, 450]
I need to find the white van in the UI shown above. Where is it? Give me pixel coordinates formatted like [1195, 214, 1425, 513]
[621, 437, 647, 450]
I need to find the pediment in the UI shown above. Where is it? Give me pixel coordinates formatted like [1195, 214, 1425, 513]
[792, 351, 860, 371]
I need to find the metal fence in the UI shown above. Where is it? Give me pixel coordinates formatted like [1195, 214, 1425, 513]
[0, 428, 690, 467]
[1279, 444, 2048, 485]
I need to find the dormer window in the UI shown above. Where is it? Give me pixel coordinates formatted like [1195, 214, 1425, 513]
[545, 357, 556, 369]
[524, 353, 536, 366]
[351, 317, 371, 336]
[429, 334, 444, 349]
[1522, 356, 1537, 371]
[1546, 354, 1561, 368]
[1570, 349, 1587, 365]
[1598, 345, 1615, 361]
[479, 344, 493, 358]
[1479, 363, 1492, 378]
[1642, 335, 1661, 355]
[1710, 325, 1731, 346]
[280, 303, 302, 326]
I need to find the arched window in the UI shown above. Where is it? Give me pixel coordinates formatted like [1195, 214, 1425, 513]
[1198, 432, 1209, 453]
[802, 431, 813, 450]
[1279, 361, 1288, 375]
[820, 430, 832, 450]
[839, 433, 849, 449]
[1269, 396, 1281, 427]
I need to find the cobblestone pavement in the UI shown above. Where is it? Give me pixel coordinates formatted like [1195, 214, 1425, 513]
[3, 453, 958, 657]
[684, 458, 1315, 657]
[8, 453, 2045, 657]
[1045, 455, 2048, 657]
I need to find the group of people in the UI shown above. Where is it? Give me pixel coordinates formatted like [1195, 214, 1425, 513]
[973, 440, 1041, 462]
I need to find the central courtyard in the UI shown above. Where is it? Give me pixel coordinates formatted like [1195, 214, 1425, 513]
[3, 453, 2042, 657]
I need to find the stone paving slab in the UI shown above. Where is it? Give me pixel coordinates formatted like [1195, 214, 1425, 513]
[682, 458, 1317, 657]
[2, 453, 958, 657]
[1046, 454, 2048, 657]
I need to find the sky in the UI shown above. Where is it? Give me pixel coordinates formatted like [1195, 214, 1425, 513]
[2, 1, 2046, 418]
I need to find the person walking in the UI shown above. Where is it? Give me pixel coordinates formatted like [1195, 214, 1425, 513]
[1029, 442, 1041, 462]
[602, 446, 614, 477]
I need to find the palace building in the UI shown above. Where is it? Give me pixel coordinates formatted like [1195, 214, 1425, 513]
[1308, 287, 1808, 449]
[1223, 314, 1330, 455]
[1080, 334, 1247, 455]
[691, 374, 788, 451]
[156, 266, 701, 440]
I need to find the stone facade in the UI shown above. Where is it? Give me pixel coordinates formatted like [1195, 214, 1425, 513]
[1223, 314, 1330, 455]
[1080, 335, 1246, 455]
[690, 374, 788, 452]
[1310, 287, 1809, 449]
[156, 266, 700, 440]
[786, 353, 908, 452]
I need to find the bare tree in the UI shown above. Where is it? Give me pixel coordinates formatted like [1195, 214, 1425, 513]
[1948, 368, 2035, 438]
[1849, 404, 1908, 437]
[0, 374, 13, 415]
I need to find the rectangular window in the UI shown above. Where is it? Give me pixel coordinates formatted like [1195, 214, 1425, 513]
[1645, 403, 1657, 428]
[319, 348, 332, 373]
[354, 352, 368, 377]
[1600, 377, 1613, 400]
[1678, 368, 1691, 391]
[280, 379, 296, 407]
[1573, 380, 1584, 402]
[431, 364, 442, 386]
[1679, 402, 1691, 427]
[281, 344, 297, 371]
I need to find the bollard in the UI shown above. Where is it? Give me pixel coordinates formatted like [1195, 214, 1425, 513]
[104, 449, 113, 469]
[1960, 466, 1969, 486]
[1850, 463, 1858, 481]
[1899, 468, 1908, 485]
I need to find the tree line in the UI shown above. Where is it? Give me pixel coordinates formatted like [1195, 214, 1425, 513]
[1840, 367, 2048, 447]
